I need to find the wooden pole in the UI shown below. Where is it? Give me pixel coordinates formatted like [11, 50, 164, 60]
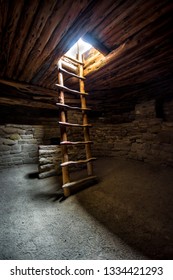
[77, 49, 93, 176]
[58, 60, 70, 196]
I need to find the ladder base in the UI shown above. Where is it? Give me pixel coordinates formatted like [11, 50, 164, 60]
[62, 176, 98, 197]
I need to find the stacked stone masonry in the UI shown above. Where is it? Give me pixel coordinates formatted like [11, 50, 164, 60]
[1, 99, 173, 171]
[0, 124, 59, 170]
[91, 100, 173, 166]
[38, 145, 61, 178]
[38, 144, 85, 178]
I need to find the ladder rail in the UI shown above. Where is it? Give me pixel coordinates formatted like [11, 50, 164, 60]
[58, 60, 70, 191]
[77, 51, 93, 176]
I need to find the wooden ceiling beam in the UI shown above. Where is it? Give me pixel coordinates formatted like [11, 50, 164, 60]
[0, 79, 59, 97]
[0, 1, 24, 76]
[13, 0, 57, 80]
[5, 0, 40, 79]
[106, 0, 172, 47]
[0, 80, 56, 109]
[84, 14, 173, 87]
[82, 33, 111, 55]
[29, 0, 116, 85]
[0, 79, 81, 109]
[19, 0, 93, 83]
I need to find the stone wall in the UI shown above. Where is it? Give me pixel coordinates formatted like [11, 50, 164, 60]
[38, 145, 61, 178]
[1, 98, 173, 171]
[38, 143, 86, 178]
[91, 100, 173, 166]
[0, 123, 59, 170]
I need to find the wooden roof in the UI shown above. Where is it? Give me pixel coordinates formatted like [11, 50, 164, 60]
[0, 0, 173, 113]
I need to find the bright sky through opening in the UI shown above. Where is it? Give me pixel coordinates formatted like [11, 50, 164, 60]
[65, 38, 92, 58]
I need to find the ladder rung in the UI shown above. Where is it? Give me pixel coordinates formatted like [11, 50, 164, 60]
[58, 66, 85, 80]
[56, 103, 91, 111]
[63, 55, 84, 65]
[61, 157, 96, 167]
[55, 84, 88, 95]
[62, 176, 98, 196]
[60, 141, 93, 145]
[61, 60, 77, 72]
[59, 121, 92, 128]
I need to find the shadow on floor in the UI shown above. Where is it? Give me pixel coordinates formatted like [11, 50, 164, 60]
[29, 173, 66, 202]
[32, 191, 65, 202]
[74, 158, 173, 259]
[25, 172, 39, 179]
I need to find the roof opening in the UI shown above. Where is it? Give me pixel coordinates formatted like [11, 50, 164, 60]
[61, 35, 108, 77]
[65, 38, 92, 59]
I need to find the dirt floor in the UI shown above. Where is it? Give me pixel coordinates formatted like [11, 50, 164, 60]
[0, 157, 173, 260]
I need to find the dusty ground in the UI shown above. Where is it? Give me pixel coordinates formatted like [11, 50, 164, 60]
[0, 157, 173, 259]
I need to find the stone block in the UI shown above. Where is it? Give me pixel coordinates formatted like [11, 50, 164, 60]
[131, 142, 140, 152]
[2, 138, 16, 145]
[161, 144, 173, 153]
[39, 164, 55, 172]
[21, 135, 33, 139]
[150, 148, 160, 157]
[0, 151, 10, 155]
[135, 100, 156, 119]
[114, 141, 131, 151]
[39, 157, 53, 165]
[1, 157, 12, 163]
[148, 124, 161, 134]
[121, 129, 128, 137]
[127, 152, 138, 160]
[22, 144, 38, 152]
[10, 145, 22, 154]
[142, 133, 155, 141]
[157, 132, 171, 144]
[0, 128, 6, 137]
[12, 160, 23, 165]
[29, 152, 38, 158]
[2, 127, 25, 134]
[18, 139, 37, 144]
[9, 133, 21, 140]
[159, 150, 173, 161]
[39, 150, 60, 156]
[25, 129, 34, 135]
[113, 150, 128, 156]
[39, 145, 60, 150]
[0, 145, 10, 151]
[11, 155, 23, 160]
[163, 122, 173, 128]
[23, 158, 38, 164]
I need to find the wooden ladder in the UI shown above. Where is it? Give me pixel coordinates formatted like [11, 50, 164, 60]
[56, 50, 97, 197]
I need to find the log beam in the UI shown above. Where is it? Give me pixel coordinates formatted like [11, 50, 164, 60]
[0, 79, 58, 109]
[0, 79, 78, 109]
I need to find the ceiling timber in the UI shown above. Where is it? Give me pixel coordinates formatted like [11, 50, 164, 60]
[0, 0, 173, 112]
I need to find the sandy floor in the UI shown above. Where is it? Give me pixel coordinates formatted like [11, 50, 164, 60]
[0, 157, 173, 259]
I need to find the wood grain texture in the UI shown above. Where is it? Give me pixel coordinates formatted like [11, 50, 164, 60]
[0, 0, 172, 114]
